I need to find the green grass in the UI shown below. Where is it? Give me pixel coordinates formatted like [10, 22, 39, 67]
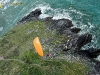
[0, 21, 89, 75]
[0, 49, 88, 75]
[0, 21, 67, 59]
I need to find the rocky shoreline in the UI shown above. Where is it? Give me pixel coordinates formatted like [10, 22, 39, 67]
[18, 9, 100, 75]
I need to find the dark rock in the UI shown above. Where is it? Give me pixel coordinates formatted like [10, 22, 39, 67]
[88, 60, 100, 75]
[47, 18, 73, 27]
[77, 50, 95, 58]
[83, 48, 100, 58]
[46, 18, 73, 34]
[44, 17, 53, 21]
[19, 9, 42, 23]
[63, 33, 92, 51]
[53, 19, 73, 28]
[76, 33, 92, 50]
[71, 27, 81, 33]
[56, 19, 73, 28]
[93, 60, 100, 74]
[31, 9, 41, 17]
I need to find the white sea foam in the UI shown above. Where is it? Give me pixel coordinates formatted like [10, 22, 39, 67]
[52, 9, 72, 20]
[69, 7, 85, 16]
[0, 27, 3, 31]
[30, 3, 72, 20]
[35, 3, 52, 18]
[0, 0, 10, 4]
[0, 0, 11, 10]
[95, 55, 100, 61]
[30, 2, 94, 36]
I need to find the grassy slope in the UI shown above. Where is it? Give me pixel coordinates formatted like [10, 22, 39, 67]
[0, 21, 88, 75]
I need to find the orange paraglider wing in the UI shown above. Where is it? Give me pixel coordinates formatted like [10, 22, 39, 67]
[33, 37, 44, 57]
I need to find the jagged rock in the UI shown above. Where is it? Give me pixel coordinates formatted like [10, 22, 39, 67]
[77, 50, 96, 58]
[52, 19, 73, 28]
[82, 48, 100, 58]
[19, 9, 41, 23]
[65, 47, 100, 59]
[45, 18, 73, 28]
[56, 19, 73, 28]
[88, 60, 100, 75]
[63, 33, 92, 51]
[76, 33, 92, 49]
[44, 16, 93, 53]
[71, 27, 81, 33]
[31, 9, 41, 17]
[44, 17, 53, 21]
[45, 18, 73, 34]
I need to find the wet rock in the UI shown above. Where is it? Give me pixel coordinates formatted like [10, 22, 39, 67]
[44, 17, 53, 21]
[44, 18, 73, 28]
[76, 33, 92, 49]
[63, 33, 92, 51]
[71, 27, 81, 33]
[77, 50, 94, 58]
[19, 9, 41, 23]
[31, 9, 41, 17]
[88, 60, 100, 75]
[56, 19, 73, 28]
[52, 19, 73, 29]
[45, 18, 73, 34]
[83, 48, 100, 58]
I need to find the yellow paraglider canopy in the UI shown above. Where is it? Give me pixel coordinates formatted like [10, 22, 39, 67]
[0, 2, 2, 8]
[33, 37, 44, 57]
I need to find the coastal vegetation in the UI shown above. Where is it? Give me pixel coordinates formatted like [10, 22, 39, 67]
[0, 21, 89, 75]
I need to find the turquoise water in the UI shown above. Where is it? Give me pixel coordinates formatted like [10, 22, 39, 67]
[0, 0, 100, 49]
